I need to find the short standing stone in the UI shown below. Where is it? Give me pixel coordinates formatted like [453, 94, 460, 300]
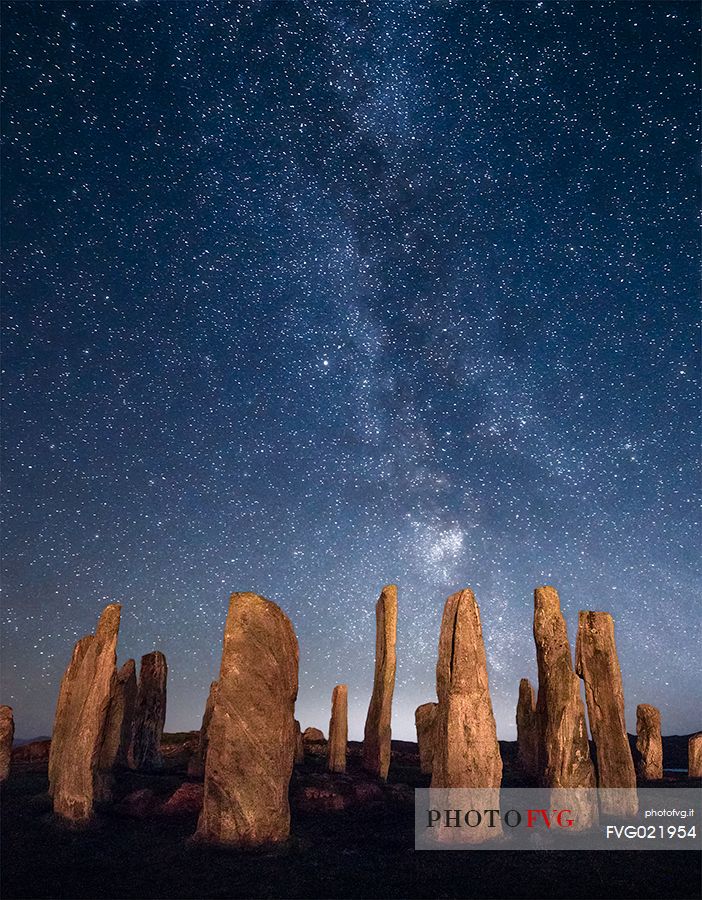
[575, 611, 637, 816]
[636, 704, 663, 781]
[194, 592, 299, 846]
[534, 587, 597, 830]
[130, 651, 167, 770]
[516, 678, 540, 779]
[302, 727, 325, 743]
[100, 659, 137, 770]
[49, 604, 121, 823]
[362, 585, 397, 781]
[414, 703, 437, 775]
[327, 685, 348, 773]
[431, 589, 502, 843]
[689, 733, 702, 778]
[0, 706, 14, 782]
[187, 681, 217, 778]
[294, 719, 304, 764]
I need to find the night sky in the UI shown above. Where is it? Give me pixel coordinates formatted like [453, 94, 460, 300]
[2, 1, 699, 742]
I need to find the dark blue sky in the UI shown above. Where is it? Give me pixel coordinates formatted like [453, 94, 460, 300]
[2, 1, 699, 741]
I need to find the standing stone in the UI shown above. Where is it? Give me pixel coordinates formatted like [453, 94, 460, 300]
[327, 684, 348, 773]
[636, 704, 663, 781]
[294, 719, 304, 764]
[100, 659, 137, 770]
[194, 592, 299, 847]
[362, 584, 397, 781]
[0, 706, 14, 783]
[48, 634, 94, 794]
[415, 702, 437, 775]
[431, 589, 502, 843]
[516, 678, 540, 779]
[188, 681, 218, 778]
[689, 733, 702, 778]
[49, 604, 121, 823]
[575, 611, 637, 815]
[432, 589, 502, 789]
[130, 651, 167, 770]
[533, 587, 597, 830]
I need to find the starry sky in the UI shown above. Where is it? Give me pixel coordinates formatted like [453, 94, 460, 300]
[2, 1, 699, 742]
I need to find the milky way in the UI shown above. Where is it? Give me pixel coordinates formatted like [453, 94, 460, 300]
[2, 1, 699, 740]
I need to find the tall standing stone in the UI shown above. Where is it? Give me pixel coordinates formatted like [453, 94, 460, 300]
[0, 706, 14, 783]
[533, 587, 597, 830]
[636, 704, 663, 781]
[100, 659, 137, 770]
[327, 684, 348, 773]
[130, 651, 167, 770]
[362, 584, 397, 781]
[194, 592, 299, 847]
[415, 702, 437, 775]
[689, 733, 702, 778]
[432, 589, 502, 789]
[575, 611, 637, 815]
[188, 681, 218, 778]
[516, 678, 540, 778]
[431, 589, 502, 843]
[49, 604, 121, 823]
[48, 635, 94, 794]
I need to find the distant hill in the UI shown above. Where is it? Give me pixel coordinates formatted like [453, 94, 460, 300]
[12, 736, 50, 747]
[12, 732, 697, 770]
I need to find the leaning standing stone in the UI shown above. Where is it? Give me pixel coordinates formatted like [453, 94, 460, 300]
[689, 733, 702, 778]
[431, 589, 502, 843]
[49, 604, 121, 823]
[575, 611, 637, 815]
[327, 684, 348, 773]
[194, 592, 299, 846]
[533, 587, 597, 830]
[130, 651, 167, 770]
[0, 706, 14, 782]
[362, 585, 397, 781]
[516, 678, 540, 779]
[636, 704, 663, 781]
[415, 703, 437, 775]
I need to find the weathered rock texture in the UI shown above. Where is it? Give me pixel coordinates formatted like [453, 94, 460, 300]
[415, 702, 437, 775]
[48, 604, 121, 822]
[302, 727, 325, 743]
[516, 678, 540, 778]
[194, 592, 299, 846]
[130, 651, 167, 770]
[689, 733, 702, 778]
[533, 587, 597, 830]
[362, 584, 397, 781]
[187, 681, 217, 778]
[100, 659, 137, 770]
[431, 589, 502, 843]
[432, 589, 502, 789]
[0, 705, 14, 782]
[636, 704, 663, 781]
[327, 684, 348, 773]
[575, 611, 637, 816]
[294, 720, 304, 764]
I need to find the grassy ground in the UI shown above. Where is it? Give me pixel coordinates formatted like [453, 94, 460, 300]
[1, 745, 700, 900]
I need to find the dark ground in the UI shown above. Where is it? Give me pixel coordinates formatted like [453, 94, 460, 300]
[2, 736, 700, 900]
